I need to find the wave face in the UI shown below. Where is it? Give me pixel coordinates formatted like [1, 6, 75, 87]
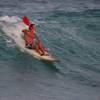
[0, 0, 100, 100]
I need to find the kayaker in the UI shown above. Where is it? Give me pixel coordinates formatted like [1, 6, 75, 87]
[22, 23, 48, 56]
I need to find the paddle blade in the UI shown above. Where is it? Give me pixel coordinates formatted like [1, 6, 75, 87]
[22, 16, 30, 26]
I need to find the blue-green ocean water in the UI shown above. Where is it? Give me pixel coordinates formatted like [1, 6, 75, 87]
[0, 0, 100, 100]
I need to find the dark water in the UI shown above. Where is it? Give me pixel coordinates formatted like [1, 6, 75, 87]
[0, 0, 100, 100]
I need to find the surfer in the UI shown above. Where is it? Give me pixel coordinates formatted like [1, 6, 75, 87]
[22, 22, 48, 56]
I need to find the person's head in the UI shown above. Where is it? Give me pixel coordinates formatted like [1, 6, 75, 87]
[29, 23, 35, 30]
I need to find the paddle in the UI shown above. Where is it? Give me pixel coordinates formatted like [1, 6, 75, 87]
[22, 16, 30, 26]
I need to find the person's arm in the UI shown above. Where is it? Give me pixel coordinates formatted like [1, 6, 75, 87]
[33, 25, 36, 34]
[22, 29, 27, 33]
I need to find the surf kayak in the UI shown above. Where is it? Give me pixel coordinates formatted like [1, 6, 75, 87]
[16, 33, 58, 62]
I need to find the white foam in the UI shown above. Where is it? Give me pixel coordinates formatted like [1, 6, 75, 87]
[0, 16, 20, 23]
[0, 16, 26, 48]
